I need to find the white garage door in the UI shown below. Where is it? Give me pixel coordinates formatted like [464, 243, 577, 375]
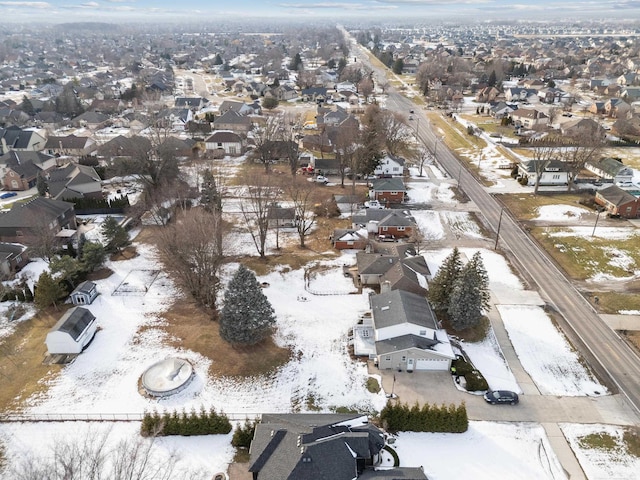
[415, 358, 449, 371]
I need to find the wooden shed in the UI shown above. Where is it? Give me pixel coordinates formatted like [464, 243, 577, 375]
[45, 307, 97, 355]
[70, 280, 98, 306]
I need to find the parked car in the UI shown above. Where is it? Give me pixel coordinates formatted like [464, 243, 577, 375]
[483, 390, 519, 405]
[616, 181, 634, 188]
[378, 234, 397, 242]
[364, 200, 384, 209]
[0, 192, 17, 199]
[314, 175, 329, 184]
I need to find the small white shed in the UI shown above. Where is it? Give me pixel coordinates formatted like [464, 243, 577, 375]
[70, 280, 98, 306]
[45, 307, 97, 355]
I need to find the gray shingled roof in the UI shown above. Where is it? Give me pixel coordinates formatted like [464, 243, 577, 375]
[370, 290, 438, 330]
[0, 197, 74, 229]
[370, 177, 406, 192]
[50, 307, 95, 341]
[375, 334, 439, 355]
[597, 185, 638, 206]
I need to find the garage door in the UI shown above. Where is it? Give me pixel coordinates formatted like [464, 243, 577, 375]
[415, 358, 449, 371]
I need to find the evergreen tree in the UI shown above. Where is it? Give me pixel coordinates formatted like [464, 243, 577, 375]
[488, 70, 497, 87]
[200, 169, 222, 213]
[49, 255, 83, 289]
[392, 58, 404, 75]
[289, 52, 302, 70]
[21, 95, 35, 116]
[213, 53, 223, 65]
[34, 271, 67, 310]
[448, 252, 490, 331]
[36, 172, 48, 197]
[219, 265, 276, 346]
[81, 241, 106, 272]
[428, 247, 463, 312]
[101, 216, 130, 253]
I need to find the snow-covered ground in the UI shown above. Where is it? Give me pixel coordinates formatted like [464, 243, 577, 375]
[395, 422, 566, 480]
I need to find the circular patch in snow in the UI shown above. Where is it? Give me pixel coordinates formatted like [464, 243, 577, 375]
[142, 357, 195, 398]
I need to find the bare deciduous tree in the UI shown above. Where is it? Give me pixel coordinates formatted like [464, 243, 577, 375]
[413, 146, 432, 178]
[379, 110, 414, 157]
[252, 114, 281, 174]
[155, 208, 225, 312]
[530, 142, 559, 195]
[8, 427, 205, 480]
[560, 131, 605, 191]
[285, 179, 317, 248]
[239, 172, 281, 258]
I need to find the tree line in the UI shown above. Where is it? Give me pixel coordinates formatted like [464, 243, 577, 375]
[380, 401, 468, 433]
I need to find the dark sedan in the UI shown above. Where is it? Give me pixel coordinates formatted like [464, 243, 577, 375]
[484, 390, 519, 405]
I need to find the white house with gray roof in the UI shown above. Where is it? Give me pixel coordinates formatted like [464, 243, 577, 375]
[353, 289, 454, 371]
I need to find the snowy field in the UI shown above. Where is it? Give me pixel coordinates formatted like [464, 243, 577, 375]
[499, 305, 608, 396]
[394, 422, 566, 480]
[561, 423, 640, 480]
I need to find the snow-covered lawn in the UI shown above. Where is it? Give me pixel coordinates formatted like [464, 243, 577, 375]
[394, 421, 566, 480]
[535, 205, 592, 221]
[498, 305, 607, 396]
[562, 423, 640, 479]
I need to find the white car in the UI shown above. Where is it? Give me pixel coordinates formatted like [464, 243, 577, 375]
[364, 200, 384, 209]
[314, 175, 329, 184]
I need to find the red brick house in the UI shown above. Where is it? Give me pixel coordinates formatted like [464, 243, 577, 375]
[369, 177, 407, 204]
[331, 228, 368, 250]
[595, 185, 640, 218]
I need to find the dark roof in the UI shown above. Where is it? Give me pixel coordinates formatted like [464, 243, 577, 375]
[0, 242, 26, 261]
[597, 185, 638, 206]
[375, 333, 439, 355]
[71, 280, 96, 295]
[44, 134, 91, 150]
[0, 197, 74, 229]
[352, 209, 414, 226]
[214, 110, 251, 126]
[249, 414, 392, 480]
[6, 159, 41, 180]
[51, 307, 95, 341]
[370, 177, 406, 192]
[267, 205, 295, 221]
[0, 151, 53, 168]
[359, 468, 428, 479]
[205, 131, 242, 143]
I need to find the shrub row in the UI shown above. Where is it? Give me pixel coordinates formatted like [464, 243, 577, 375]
[231, 420, 257, 448]
[380, 401, 468, 434]
[141, 408, 232, 437]
[73, 195, 130, 211]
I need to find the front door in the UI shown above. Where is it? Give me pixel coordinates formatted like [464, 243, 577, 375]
[407, 358, 414, 372]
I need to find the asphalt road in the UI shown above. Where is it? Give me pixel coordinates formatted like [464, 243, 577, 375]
[400, 96, 640, 417]
[346, 36, 640, 417]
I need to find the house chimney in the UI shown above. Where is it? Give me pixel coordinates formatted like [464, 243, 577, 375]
[381, 280, 391, 294]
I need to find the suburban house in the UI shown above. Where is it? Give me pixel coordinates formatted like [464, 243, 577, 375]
[69, 280, 98, 306]
[45, 306, 97, 355]
[44, 135, 97, 157]
[0, 197, 76, 245]
[0, 242, 28, 276]
[266, 205, 296, 228]
[353, 289, 454, 371]
[0, 127, 46, 155]
[248, 413, 427, 480]
[560, 118, 603, 138]
[71, 111, 110, 129]
[331, 228, 368, 250]
[510, 108, 549, 129]
[47, 163, 103, 201]
[517, 159, 570, 186]
[369, 177, 407, 205]
[352, 209, 416, 238]
[595, 185, 640, 218]
[175, 97, 207, 111]
[355, 251, 431, 295]
[2, 158, 41, 191]
[204, 131, 244, 156]
[212, 110, 252, 134]
[488, 101, 516, 119]
[604, 98, 630, 118]
[585, 157, 634, 184]
[374, 154, 407, 177]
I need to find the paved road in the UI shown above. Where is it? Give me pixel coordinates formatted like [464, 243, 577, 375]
[385, 88, 640, 418]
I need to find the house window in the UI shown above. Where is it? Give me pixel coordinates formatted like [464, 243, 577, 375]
[217, 142, 222, 147]
[382, 226, 388, 231]
[347, 241, 354, 246]
[15, 255, 22, 263]
[362, 329, 370, 337]
[393, 167, 399, 172]
[626, 207, 632, 213]
[401, 356, 406, 362]
[391, 191, 398, 195]
[385, 356, 391, 361]
[419, 330, 427, 336]
[552, 174, 560, 180]
[397, 226, 405, 231]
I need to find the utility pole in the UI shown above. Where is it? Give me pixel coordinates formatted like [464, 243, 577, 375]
[592, 209, 602, 237]
[494, 207, 504, 250]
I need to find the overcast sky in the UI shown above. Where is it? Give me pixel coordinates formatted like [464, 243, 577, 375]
[1, 0, 640, 23]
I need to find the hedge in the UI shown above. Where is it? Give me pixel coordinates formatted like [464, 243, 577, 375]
[141, 407, 232, 437]
[380, 401, 468, 433]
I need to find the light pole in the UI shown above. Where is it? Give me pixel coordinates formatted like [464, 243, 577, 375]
[494, 207, 504, 250]
[592, 208, 602, 237]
